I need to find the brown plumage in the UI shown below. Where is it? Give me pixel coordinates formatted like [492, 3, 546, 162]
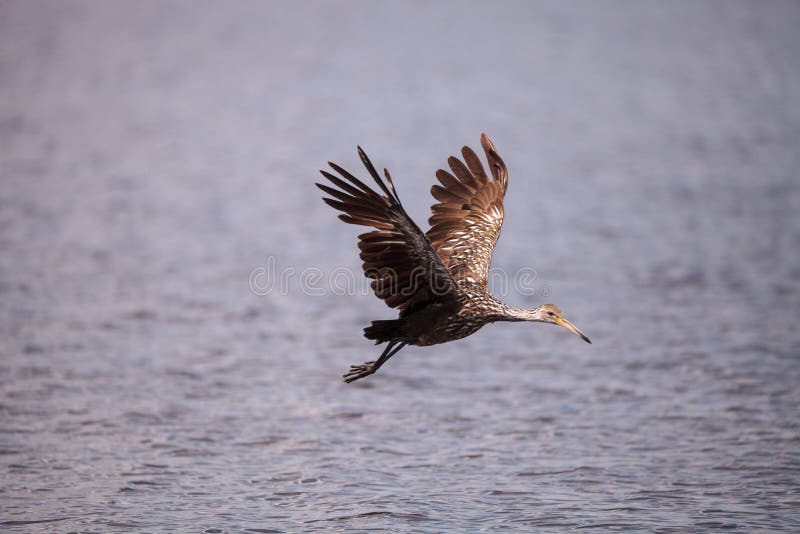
[316, 133, 590, 383]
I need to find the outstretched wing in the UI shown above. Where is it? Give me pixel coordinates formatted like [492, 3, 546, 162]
[316, 147, 459, 313]
[426, 133, 508, 288]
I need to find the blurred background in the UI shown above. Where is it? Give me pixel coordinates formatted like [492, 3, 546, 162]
[1, 0, 799, 531]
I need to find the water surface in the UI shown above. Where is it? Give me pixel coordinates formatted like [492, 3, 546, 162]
[1, 1, 799, 531]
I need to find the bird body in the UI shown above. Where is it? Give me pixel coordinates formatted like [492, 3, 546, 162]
[389, 290, 493, 347]
[316, 134, 589, 383]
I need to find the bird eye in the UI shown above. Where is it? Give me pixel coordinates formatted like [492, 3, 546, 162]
[547, 311, 555, 317]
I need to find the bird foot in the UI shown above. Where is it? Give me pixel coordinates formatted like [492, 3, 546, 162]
[343, 361, 376, 383]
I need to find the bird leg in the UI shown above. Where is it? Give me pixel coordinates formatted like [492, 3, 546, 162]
[343, 341, 407, 383]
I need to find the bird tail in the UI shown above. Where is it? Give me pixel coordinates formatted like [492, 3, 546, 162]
[363, 319, 403, 344]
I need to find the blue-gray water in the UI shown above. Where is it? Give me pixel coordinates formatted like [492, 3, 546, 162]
[2, 1, 799, 531]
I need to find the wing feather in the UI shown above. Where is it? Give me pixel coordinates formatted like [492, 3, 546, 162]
[317, 148, 459, 313]
[426, 133, 509, 288]
[448, 156, 478, 188]
[461, 146, 489, 185]
[431, 184, 468, 204]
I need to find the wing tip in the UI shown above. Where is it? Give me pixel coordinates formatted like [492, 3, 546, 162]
[480, 132, 496, 152]
[357, 146, 373, 169]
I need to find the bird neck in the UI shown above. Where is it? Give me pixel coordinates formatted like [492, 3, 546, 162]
[495, 304, 545, 322]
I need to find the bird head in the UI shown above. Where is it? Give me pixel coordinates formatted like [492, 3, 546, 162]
[535, 304, 591, 344]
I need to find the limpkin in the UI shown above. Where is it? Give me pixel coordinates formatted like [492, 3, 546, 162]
[316, 133, 590, 383]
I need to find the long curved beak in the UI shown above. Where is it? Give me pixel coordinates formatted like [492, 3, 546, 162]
[555, 317, 591, 344]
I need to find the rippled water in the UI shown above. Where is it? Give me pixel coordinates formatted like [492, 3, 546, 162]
[2, 1, 799, 531]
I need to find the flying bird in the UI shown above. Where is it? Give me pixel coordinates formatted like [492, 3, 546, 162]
[316, 134, 590, 383]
